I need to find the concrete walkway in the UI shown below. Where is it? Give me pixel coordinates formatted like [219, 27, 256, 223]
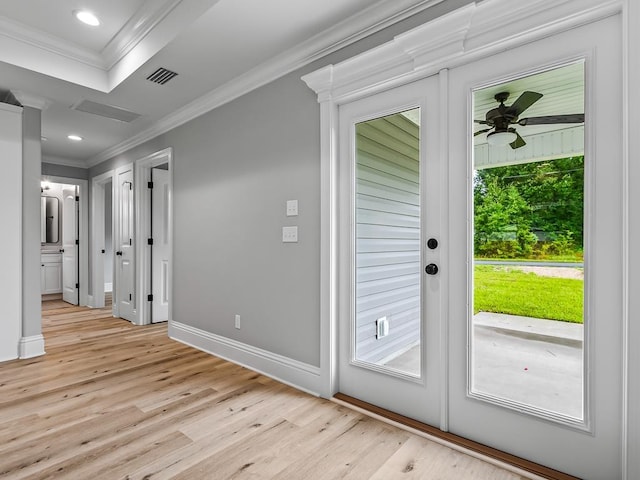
[383, 312, 584, 419]
[473, 312, 583, 419]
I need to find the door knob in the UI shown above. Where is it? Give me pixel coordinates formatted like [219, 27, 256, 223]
[427, 238, 438, 249]
[116, 251, 123, 256]
[425, 263, 439, 275]
[101, 249, 106, 254]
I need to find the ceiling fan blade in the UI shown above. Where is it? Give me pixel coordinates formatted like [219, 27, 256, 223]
[518, 114, 585, 126]
[474, 128, 492, 136]
[506, 91, 543, 116]
[510, 131, 526, 149]
[475, 119, 490, 125]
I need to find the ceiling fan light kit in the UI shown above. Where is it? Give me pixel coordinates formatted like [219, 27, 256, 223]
[475, 91, 584, 149]
[487, 130, 517, 146]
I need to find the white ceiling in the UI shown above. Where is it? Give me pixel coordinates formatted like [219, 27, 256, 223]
[0, 0, 443, 167]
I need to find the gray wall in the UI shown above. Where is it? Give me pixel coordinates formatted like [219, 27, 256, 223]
[42, 162, 89, 180]
[88, 0, 473, 367]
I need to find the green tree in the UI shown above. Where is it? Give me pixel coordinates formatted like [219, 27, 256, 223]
[474, 156, 584, 258]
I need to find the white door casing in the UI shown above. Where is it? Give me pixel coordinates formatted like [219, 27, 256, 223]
[135, 148, 173, 326]
[151, 167, 170, 323]
[303, 1, 627, 478]
[61, 186, 78, 305]
[114, 164, 135, 322]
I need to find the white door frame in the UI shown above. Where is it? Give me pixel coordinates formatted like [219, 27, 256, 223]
[135, 148, 173, 326]
[90, 170, 115, 310]
[42, 175, 89, 307]
[303, 0, 636, 477]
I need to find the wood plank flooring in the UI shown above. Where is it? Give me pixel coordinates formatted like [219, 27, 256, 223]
[0, 300, 529, 479]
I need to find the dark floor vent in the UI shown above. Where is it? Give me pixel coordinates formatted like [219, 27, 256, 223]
[147, 67, 179, 85]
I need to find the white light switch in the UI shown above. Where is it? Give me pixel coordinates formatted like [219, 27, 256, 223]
[286, 200, 298, 217]
[282, 226, 298, 243]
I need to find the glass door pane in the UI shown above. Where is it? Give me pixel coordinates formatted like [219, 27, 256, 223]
[354, 108, 421, 378]
[471, 62, 585, 420]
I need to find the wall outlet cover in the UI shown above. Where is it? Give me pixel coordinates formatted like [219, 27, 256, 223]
[282, 226, 298, 243]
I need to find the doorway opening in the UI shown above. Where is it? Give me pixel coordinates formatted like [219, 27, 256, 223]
[40, 176, 88, 307]
[135, 148, 173, 325]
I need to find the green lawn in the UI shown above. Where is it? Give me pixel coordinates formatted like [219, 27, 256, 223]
[474, 265, 584, 323]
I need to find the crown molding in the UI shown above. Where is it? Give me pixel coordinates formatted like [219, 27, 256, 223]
[303, 0, 622, 104]
[101, 0, 184, 69]
[0, 15, 104, 68]
[87, 0, 446, 166]
[12, 91, 51, 110]
[0, 0, 217, 93]
[42, 155, 89, 169]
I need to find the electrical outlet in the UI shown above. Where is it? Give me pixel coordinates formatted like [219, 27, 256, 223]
[235, 314, 241, 329]
[282, 226, 298, 243]
[376, 316, 389, 339]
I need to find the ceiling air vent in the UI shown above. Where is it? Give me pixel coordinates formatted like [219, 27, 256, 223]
[71, 99, 141, 123]
[147, 67, 178, 85]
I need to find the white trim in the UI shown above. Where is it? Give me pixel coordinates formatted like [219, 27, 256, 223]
[86, 0, 447, 167]
[91, 170, 115, 309]
[11, 91, 51, 110]
[169, 320, 322, 396]
[302, 0, 623, 401]
[101, 0, 183, 70]
[42, 155, 89, 169]
[19, 335, 45, 359]
[104, 282, 113, 292]
[43, 175, 89, 307]
[134, 148, 173, 326]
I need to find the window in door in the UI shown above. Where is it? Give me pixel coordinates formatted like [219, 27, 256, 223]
[471, 61, 586, 421]
[353, 107, 422, 378]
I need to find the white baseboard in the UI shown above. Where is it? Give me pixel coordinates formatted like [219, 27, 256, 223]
[169, 321, 322, 396]
[19, 335, 45, 359]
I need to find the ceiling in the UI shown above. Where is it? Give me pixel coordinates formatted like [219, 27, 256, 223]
[0, 0, 442, 168]
[473, 61, 585, 144]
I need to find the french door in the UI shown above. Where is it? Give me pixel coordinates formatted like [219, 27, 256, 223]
[338, 75, 444, 426]
[337, 14, 622, 479]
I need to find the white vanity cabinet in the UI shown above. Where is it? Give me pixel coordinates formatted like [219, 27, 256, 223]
[41, 253, 62, 294]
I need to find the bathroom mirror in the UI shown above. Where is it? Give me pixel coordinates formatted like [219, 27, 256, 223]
[41, 196, 59, 243]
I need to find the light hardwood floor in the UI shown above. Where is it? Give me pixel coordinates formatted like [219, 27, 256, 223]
[0, 300, 528, 479]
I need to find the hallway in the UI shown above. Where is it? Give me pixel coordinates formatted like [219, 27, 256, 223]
[0, 300, 528, 479]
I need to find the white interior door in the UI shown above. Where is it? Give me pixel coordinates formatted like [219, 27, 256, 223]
[151, 167, 169, 323]
[115, 165, 135, 322]
[338, 76, 444, 426]
[446, 16, 622, 479]
[61, 186, 78, 305]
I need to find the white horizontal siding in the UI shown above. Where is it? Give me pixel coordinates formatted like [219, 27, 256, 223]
[354, 112, 421, 366]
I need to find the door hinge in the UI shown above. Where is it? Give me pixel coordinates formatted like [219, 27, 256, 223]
[148, 181, 153, 189]
[75, 195, 79, 202]
[75, 239, 79, 245]
[147, 294, 153, 302]
[129, 238, 132, 246]
[129, 183, 133, 190]
[129, 293, 132, 301]
[147, 238, 153, 245]
[75, 283, 79, 289]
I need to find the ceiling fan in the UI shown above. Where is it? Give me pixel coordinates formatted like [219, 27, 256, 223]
[474, 91, 585, 149]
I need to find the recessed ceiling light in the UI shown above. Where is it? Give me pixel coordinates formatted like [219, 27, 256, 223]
[73, 10, 100, 27]
[67, 134, 83, 142]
